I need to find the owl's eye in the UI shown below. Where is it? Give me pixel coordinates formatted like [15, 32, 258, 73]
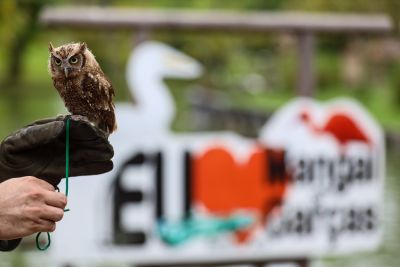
[54, 58, 62, 66]
[69, 57, 79, 64]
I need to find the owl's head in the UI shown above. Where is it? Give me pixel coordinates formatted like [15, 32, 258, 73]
[48, 42, 89, 79]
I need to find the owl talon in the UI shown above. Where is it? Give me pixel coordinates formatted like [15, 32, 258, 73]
[55, 114, 68, 120]
[70, 115, 90, 122]
[70, 115, 101, 132]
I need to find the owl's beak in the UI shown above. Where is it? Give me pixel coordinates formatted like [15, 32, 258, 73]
[64, 67, 70, 78]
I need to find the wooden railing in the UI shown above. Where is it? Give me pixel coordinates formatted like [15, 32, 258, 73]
[40, 7, 393, 96]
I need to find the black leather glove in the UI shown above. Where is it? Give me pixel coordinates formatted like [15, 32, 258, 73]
[0, 239, 22, 251]
[0, 115, 114, 186]
[0, 115, 114, 252]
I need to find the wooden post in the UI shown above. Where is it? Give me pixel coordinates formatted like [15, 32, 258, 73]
[135, 27, 151, 45]
[297, 31, 316, 97]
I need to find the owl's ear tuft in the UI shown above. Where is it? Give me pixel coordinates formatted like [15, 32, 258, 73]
[79, 42, 87, 52]
[49, 42, 54, 52]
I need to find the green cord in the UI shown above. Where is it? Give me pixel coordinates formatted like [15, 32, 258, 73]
[65, 118, 70, 197]
[36, 118, 70, 251]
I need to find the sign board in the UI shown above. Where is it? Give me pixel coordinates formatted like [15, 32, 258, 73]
[51, 42, 384, 266]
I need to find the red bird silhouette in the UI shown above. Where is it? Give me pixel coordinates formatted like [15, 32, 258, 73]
[300, 110, 371, 146]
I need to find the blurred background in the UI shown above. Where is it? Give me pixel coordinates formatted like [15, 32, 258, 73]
[0, 0, 400, 267]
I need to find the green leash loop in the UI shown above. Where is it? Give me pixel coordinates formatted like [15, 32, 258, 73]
[35, 232, 51, 251]
[35, 118, 70, 251]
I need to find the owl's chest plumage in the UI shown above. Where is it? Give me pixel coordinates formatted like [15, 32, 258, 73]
[52, 70, 116, 133]
[53, 73, 97, 117]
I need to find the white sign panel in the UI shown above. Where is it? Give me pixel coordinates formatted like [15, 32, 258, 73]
[259, 98, 384, 255]
[50, 42, 384, 266]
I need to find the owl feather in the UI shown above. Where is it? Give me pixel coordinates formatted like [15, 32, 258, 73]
[48, 42, 117, 134]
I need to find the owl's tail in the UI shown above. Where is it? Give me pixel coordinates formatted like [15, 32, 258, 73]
[100, 109, 117, 135]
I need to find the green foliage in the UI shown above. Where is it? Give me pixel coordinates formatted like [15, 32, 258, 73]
[0, 0, 400, 135]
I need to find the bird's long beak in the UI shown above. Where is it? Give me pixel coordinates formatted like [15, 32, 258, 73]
[64, 67, 69, 78]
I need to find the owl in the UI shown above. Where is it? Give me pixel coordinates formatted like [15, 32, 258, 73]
[48, 42, 117, 134]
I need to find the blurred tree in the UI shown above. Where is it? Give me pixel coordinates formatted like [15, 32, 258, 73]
[0, 0, 48, 85]
[112, 0, 287, 10]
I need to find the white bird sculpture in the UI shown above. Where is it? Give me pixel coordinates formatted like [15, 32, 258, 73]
[112, 41, 203, 141]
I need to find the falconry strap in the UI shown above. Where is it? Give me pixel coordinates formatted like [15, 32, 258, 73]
[36, 118, 71, 251]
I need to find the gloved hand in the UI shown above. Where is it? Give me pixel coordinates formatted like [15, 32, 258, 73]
[0, 115, 114, 186]
[0, 115, 114, 251]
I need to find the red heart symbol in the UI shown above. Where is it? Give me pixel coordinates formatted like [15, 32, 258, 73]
[192, 145, 289, 243]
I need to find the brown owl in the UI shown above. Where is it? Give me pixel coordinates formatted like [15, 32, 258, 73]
[48, 42, 117, 134]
